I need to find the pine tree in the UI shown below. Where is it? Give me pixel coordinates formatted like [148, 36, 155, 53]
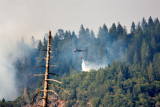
[151, 37, 156, 53]
[97, 24, 108, 47]
[147, 62, 155, 82]
[137, 22, 142, 32]
[43, 37, 47, 49]
[109, 23, 117, 40]
[37, 40, 43, 53]
[88, 30, 97, 61]
[131, 22, 136, 33]
[51, 33, 59, 50]
[103, 24, 108, 33]
[101, 24, 108, 38]
[79, 25, 86, 39]
[117, 70, 123, 88]
[97, 24, 108, 40]
[30, 36, 36, 48]
[154, 18, 159, 24]
[133, 52, 139, 65]
[36, 40, 45, 66]
[148, 16, 154, 28]
[141, 40, 150, 66]
[98, 26, 102, 38]
[141, 18, 147, 29]
[117, 22, 123, 36]
[85, 28, 90, 42]
[90, 30, 95, 39]
[57, 29, 65, 39]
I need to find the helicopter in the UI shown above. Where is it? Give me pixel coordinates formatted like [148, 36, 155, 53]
[73, 49, 87, 52]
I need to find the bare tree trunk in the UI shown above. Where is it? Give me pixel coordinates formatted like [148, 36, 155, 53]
[43, 30, 51, 107]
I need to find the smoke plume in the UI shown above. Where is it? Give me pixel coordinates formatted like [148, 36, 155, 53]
[0, 37, 18, 100]
[82, 59, 107, 71]
[0, 36, 33, 101]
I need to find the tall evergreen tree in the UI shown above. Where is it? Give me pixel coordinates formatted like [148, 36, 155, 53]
[90, 30, 95, 39]
[30, 36, 36, 48]
[97, 24, 108, 47]
[154, 18, 160, 25]
[151, 37, 156, 53]
[141, 39, 151, 66]
[57, 29, 65, 39]
[141, 18, 147, 29]
[79, 25, 86, 39]
[133, 52, 139, 65]
[109, 23, 117, 40]
[147, 62, 155, 82]
[117, 22, 123, 36]
[43, 37, 47, 50]
[148, 16, 154, 28]
[131, 22, 136, 33]
[37, 40, 43, 53]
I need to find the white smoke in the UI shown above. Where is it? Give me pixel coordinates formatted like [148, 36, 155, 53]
[0, 36, 33, 101]
[0, 38, 18, 101]
[82, 59, 107, 72]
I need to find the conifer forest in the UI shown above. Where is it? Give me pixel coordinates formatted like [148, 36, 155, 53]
[1, 17, 160, 107]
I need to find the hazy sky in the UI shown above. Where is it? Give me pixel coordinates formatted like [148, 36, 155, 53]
[0, 0, 160, 40]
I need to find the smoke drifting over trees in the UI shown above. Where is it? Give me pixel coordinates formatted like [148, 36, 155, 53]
[0, 44, 18, 100]
[0, 36, 36, 100]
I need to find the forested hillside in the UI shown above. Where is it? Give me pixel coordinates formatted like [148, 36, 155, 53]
[1, 17, 160, 107]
